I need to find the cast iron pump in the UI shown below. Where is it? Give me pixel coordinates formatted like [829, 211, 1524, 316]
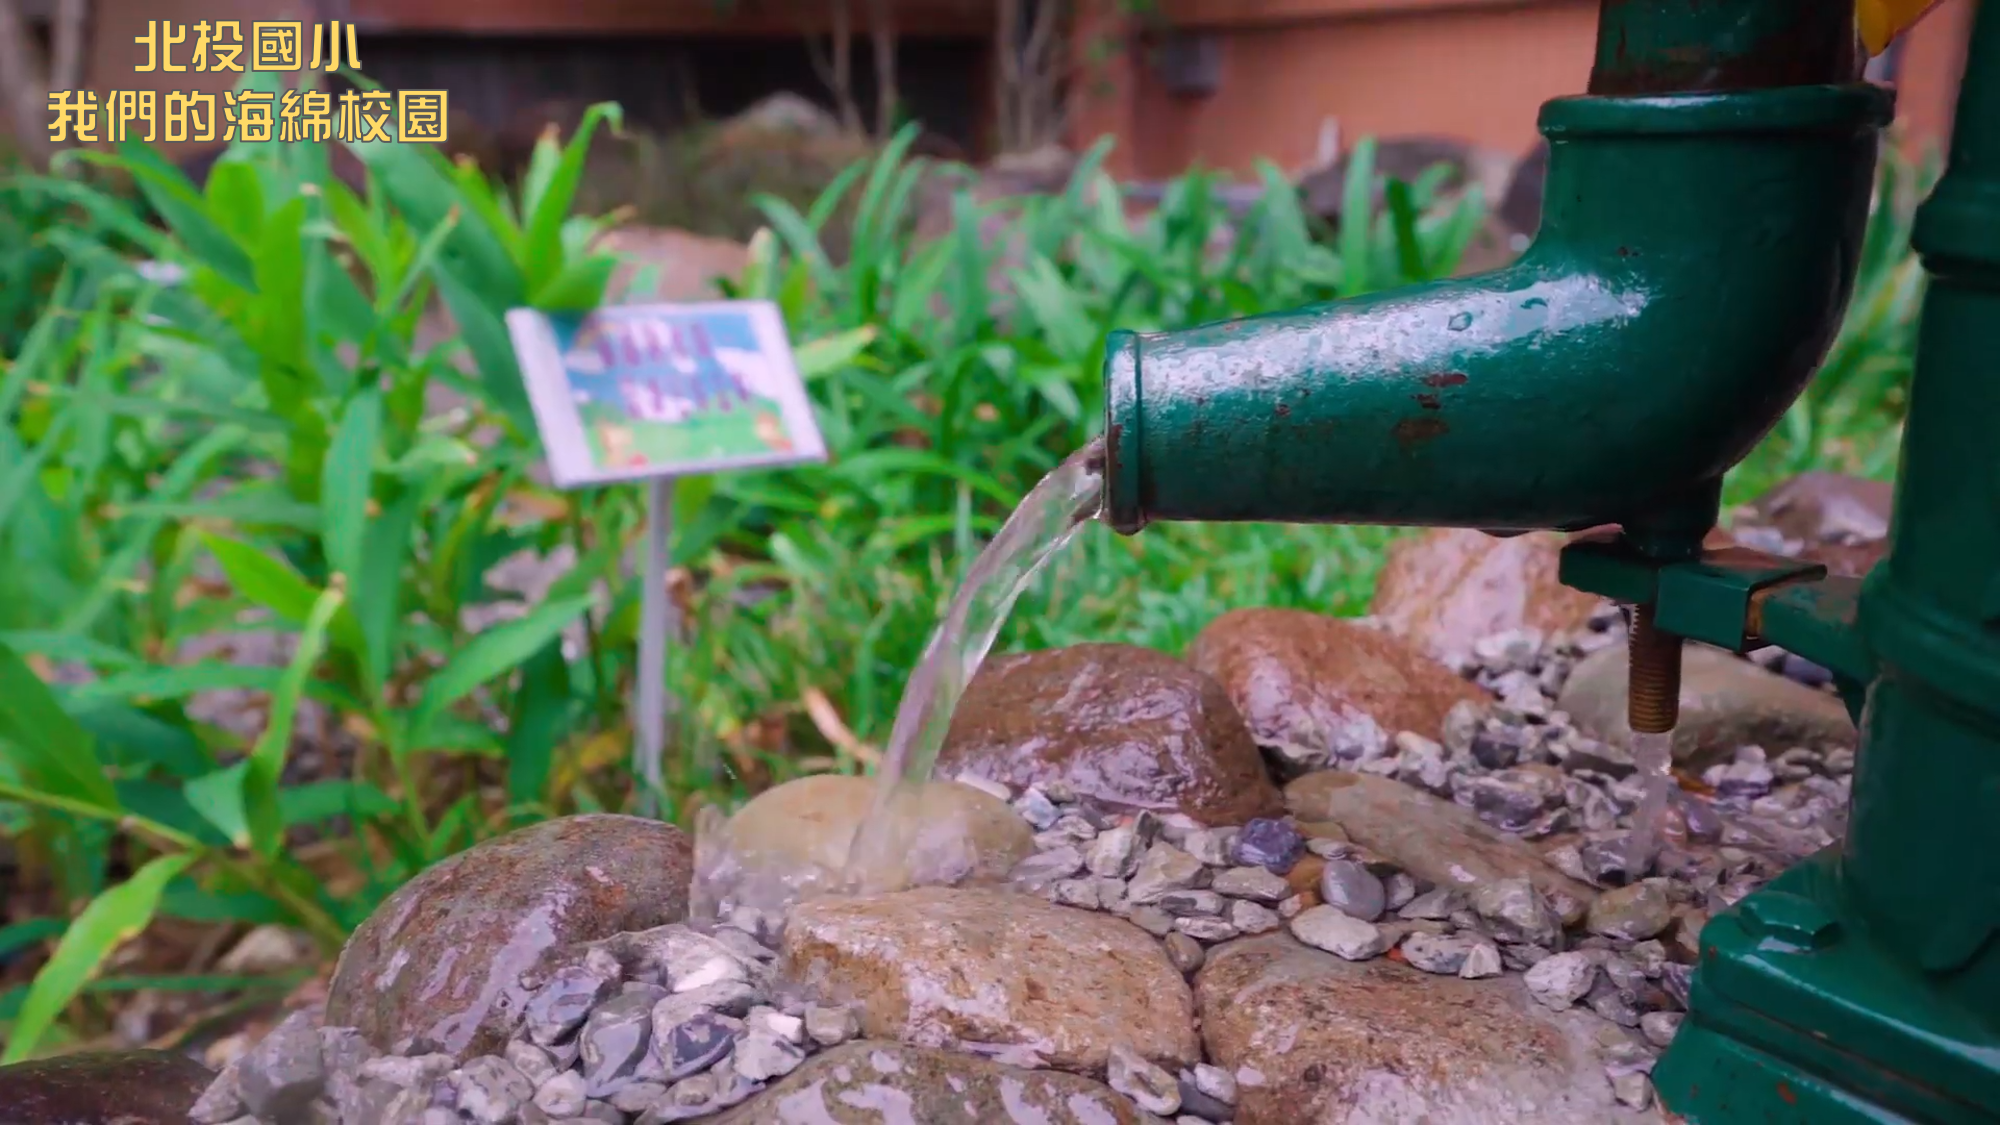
[1100, 1, 2000, 1120]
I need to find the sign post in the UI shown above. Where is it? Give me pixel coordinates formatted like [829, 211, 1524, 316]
[506, 301, 826, 816]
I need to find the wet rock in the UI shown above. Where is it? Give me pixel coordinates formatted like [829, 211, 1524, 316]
[1286, 772, 1596, 917]
[1316, 859, 1387, 922]
[781, 887, 1198, 1075]
[706, 1041, 1163, 1123]
[716, 774, 1033, 904]
[937, 644, 1281, 826]
[0, 1049, 214, 1125]
[326, 814, 694, 1061]
[1289, 905, 1388, 961]
[1230, 817, 1305, 874]
[579, 991, 656, 1094]
[523, 954, 623, 1047]
[1587, 880, 1676, 941]
[1558, 643, 1855, 770]
[1369, 529, 1606, 664]
[1198, 934, 1649, 1124]
[1188, 609, 1488, 774]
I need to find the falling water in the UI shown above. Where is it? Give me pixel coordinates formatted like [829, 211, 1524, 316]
[691, 438, 1107, 918]
[1623, 729, 1677, 878]
[842, 437, 1107, 885]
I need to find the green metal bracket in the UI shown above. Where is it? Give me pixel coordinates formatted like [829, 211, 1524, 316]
[1556, 534, 1826, 653]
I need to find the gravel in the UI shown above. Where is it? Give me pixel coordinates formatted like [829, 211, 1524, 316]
[199, 913, 863, 1125]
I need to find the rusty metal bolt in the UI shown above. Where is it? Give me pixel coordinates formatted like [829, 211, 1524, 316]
[1628, 603, 1684, 735]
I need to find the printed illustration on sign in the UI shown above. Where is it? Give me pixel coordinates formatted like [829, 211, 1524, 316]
[506, 301, 825, 488]
[562, 310, 794, 469]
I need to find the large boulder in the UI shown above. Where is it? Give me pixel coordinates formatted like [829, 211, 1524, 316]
[1739, 471, 1894, 578]
[0, 1049, 212, 1125]
[937, 644, 1283, 826]
[710, 1041, 1167, 1124]
[781, 887, 1198, 1076]
[1196, 934, 1658, 1124]
[1557, 643, 1856, 770]
[325, 814, 693, 1061]
[1367, 529, 1604, 664]
[1187, 608, 1489, 777]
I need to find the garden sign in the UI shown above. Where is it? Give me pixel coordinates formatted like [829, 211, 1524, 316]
[506, 301, 826, 811]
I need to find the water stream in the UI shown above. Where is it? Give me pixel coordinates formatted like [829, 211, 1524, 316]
[842, 438, 1107, 886]
[1623, 729, 1676, 878]
[691, 438, 1106, 917]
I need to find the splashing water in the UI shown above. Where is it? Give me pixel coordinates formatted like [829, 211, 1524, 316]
[1623, 729, 1676, 878]
[843, 438, 1107, 885]
[691, 438, 1107, 918]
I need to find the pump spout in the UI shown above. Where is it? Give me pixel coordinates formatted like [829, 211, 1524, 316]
[1102, 65, 1890, 546]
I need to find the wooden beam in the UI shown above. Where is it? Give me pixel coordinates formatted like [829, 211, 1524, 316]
[346, 0, 994, 38]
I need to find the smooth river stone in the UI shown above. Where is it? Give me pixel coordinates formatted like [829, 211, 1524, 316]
[1285, 771, 1595, 919]
[0, 1049, 213, 1125]
[1186, 608, 1489, 768]
[713, 774, 1034, 903]
[1197, 934, 1655, 1124]
[709, 1041, 1167, 1124]
[1558, 642, 1856, 770]
[325, 814, 694, 1061]
[781, 886, 1198, 1076]
[935, 643, 1283, 826]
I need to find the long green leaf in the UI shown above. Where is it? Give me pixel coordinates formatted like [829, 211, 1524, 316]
[0, 643, 116, 811]
[323, 389, 383, 585]
[201, 535, 317, 623]
[408, 594, 595, 745]
[522, 103, 622, 292]
[1, 852, 196, 1063]
[245, 583, 346, 858]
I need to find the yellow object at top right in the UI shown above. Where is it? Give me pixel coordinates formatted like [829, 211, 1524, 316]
[1859, 0, 1947, 56]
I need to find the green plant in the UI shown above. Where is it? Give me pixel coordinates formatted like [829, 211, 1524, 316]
[1727, 136, 1939, 502]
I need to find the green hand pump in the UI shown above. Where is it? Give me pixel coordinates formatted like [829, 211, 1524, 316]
[1099, 1, 2000, 1119]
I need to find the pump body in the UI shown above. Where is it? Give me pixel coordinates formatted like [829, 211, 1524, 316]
[1103, 1, 2000, 1121]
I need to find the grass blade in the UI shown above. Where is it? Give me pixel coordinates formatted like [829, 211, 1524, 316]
[1, 852, 196, 1063]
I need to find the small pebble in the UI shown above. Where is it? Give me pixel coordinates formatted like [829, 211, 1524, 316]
[1181, 828, 1237, 867]
[1211, 865, 1290, 902]
[1524, 951, 1600, 1011]
[1014, 789, 1060, 829]
[1289, 905, 1388, 961]
[1230, 818, 1305, 874]
[1164, 932, 1206, 973]
[534, 1070, 588, 1116]
[1458, 940, 1504, 979]
[1640, 1011, 1683, 1048]
[804, 1003, 860, 1047]
[1228, 899, 1283, 935]
[1107, 1045, 1181, 1116]
[1175, 915, 1239, 943]
[1318, 859, 1387, 922]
